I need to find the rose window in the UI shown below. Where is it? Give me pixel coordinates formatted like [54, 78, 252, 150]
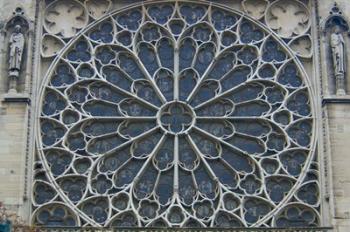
[34, 1, 320, 228]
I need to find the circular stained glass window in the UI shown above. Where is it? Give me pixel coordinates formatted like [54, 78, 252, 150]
[34, 1, 319, 228]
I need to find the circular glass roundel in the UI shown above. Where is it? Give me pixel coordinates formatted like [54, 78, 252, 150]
[35, 1, 318, 228]
[158, 101, 195, 134]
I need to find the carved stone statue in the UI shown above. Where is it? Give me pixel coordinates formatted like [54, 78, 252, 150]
[8, 25, 25, 93]
[330, 26, 346, 95]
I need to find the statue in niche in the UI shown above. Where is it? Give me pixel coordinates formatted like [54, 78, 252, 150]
[330, 25, 346, 95]
[8, 25, 25, 93]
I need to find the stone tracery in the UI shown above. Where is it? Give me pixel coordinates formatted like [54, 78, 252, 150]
[33, 0, 319, 228]
[265, 0, 310, 38]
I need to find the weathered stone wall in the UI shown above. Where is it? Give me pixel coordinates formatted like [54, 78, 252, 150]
[0, 0, 36, 222]
[318, 1, 350, 232]
[0, 0, 349, 231]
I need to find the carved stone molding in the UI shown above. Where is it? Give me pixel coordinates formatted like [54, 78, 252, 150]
[322, 3, 350, 35]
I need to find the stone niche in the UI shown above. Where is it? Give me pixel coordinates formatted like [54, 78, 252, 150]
[1, 6, 32, 102]
[322, 3, 350, 97]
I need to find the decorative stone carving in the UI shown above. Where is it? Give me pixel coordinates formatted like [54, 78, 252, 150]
[242, 0, 268, 20]
[41, 34, 65, 58]
[322, 3, 350, 96]
[85, 0, 112, 20]
[331, 26, 346, 95]
[3, 7, 30, 96]
[44, 0, 88, 38]
[4, 7, 29, 33]
[323, 3, 349, 34]
[265, 0, 310, 38]
[8, 25, 25, 83]
[289, 35, 313, 58]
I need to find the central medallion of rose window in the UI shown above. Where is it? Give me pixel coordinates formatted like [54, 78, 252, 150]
[159, 101, 195, 134]
[35, 1, 318, 228]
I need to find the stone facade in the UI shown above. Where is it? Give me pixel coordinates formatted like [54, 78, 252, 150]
[0, 0, 349, 231]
